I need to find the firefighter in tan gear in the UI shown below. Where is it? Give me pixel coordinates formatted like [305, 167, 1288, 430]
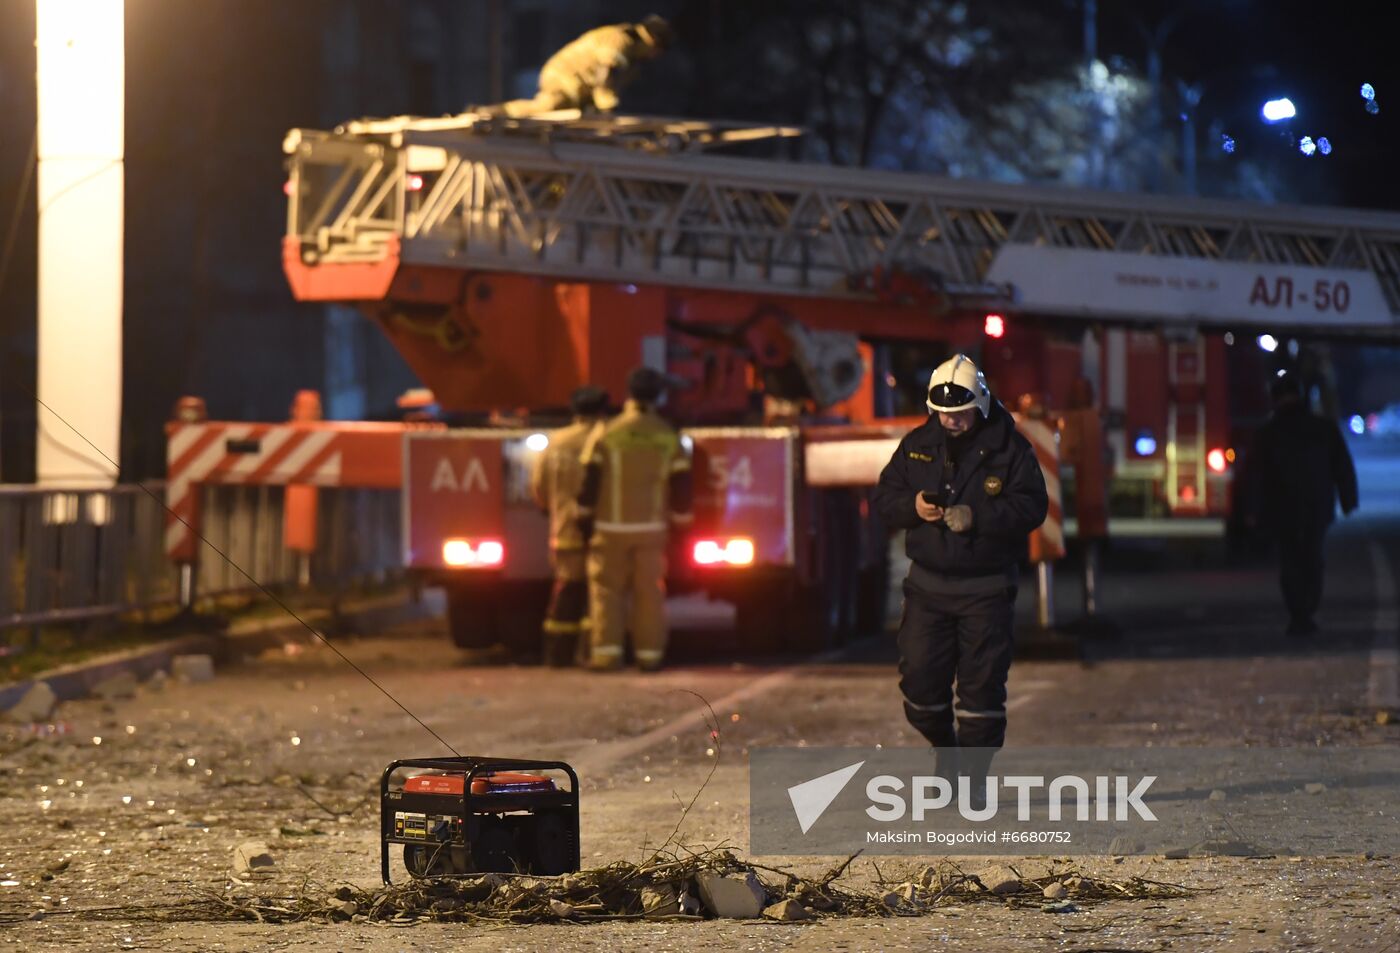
[576, 368, 693, 671]
[529, 386, 609, 667]
[503, 15, 673, 117]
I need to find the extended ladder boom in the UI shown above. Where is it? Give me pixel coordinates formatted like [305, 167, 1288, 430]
[285, 112, 1400, 336]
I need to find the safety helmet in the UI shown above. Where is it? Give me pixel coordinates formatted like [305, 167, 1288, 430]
[637, 14, 673, 48]
[926, 354, 991, 417]
[569, 384, 609, 417]
[627, 366, 668, 403]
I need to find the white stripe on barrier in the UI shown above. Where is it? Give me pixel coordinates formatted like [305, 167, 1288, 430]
[167, 423, 205, 465]
[225, 426, 294, 481]
[310, 451, 343, 485]
[266, 430, 337, 483]
[165, 424, 252, 552]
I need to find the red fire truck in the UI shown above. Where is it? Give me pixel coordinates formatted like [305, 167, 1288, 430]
[166, 111, 1400, 653]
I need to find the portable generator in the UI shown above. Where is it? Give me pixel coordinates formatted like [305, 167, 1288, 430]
[379, 756, 580, 883]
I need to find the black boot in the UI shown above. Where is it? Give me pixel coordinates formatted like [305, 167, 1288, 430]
[959, 748, 996, 814]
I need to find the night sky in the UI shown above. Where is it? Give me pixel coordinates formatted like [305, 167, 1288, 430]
[1094, 0, 1400, 211]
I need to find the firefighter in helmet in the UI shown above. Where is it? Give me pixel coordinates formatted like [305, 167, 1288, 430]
[503, 15, 673, 117]
[873, 355, 1048, 789]
[529, 385, 610, 666]
[576, 367, 693, 671]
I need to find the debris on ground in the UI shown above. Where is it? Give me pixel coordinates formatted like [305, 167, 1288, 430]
[172, 655, 215, 683]
[232, 842, 276, 877]
[91, 671, 139, 701]
[150, 850, 1196, 925]
[5, 682, 57, 723]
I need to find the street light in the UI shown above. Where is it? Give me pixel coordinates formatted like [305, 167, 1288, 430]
[1261, 97, 1296, 122]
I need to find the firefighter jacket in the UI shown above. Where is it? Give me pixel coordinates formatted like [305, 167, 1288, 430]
[539, 23, 654, 105]
[874, 401, 1048, 577]
[577, 400, 693, 534]
[529, 418, 600, 552]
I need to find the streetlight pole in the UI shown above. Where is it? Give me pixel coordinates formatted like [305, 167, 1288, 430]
[34, 0, 124, 490]
[1177, 80, 1203, 195]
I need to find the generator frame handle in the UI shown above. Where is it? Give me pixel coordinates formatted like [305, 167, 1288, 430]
[379, 756, 580, 885]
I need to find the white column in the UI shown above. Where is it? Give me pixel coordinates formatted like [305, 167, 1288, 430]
[35, 0, 125, 487]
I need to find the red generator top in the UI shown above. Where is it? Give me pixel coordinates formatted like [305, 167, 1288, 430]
[403, 771, 556, 796]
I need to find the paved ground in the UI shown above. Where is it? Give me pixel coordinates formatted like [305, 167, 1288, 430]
[1, 444, 1397, 952]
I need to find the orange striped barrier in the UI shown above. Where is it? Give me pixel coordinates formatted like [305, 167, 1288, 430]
[163, 420, 416, 562]
[1012, 413, 1064, 562]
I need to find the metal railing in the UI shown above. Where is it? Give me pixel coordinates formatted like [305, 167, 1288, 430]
[1, 482, 402, 636]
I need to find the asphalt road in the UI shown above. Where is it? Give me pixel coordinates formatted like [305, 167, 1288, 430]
[1, 440, 1397, 952]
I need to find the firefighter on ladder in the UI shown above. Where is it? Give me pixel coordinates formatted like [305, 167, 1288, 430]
[529, 385, 610, 667]
[874, 355, 1048, 795]
[576, 368, 693, 671]
[502, 15, 673, 117]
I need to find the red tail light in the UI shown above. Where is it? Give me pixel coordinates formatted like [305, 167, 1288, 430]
[406, 174, 424, 192]
[692, 538, 756, 567]
[443, 538, 504, 568]
[1207, 448, 1229, 473]
[984, 313, 1006, 338]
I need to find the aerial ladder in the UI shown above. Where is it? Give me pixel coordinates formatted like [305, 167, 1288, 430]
[165, 110, 1400, 651]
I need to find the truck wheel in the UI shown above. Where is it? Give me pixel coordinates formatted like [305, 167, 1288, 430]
[494, 581, 551, 661]
[732, 587, 789, 654]
[445, 585, 496, 650]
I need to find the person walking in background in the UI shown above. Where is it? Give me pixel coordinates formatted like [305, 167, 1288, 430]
[529, 385, 610, 666]
[576, 368, 693, 671]
[1244, 372, 1359, 636]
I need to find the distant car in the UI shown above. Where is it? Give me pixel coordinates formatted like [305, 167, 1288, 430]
[1362, 404, 1400, 438]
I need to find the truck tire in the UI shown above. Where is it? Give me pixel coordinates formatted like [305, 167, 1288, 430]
[732, 583, 792, 654]
[493, 581, 551, 660]
[445, 584, 497, 650]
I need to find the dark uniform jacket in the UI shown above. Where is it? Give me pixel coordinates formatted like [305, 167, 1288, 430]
[875, 403, 1049, 577]
[1245, 404, 1359, 531]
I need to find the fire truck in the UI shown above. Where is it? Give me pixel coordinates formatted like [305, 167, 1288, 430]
[166, 110, 1400, 653]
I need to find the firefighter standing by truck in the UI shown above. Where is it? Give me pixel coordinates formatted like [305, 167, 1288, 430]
[529, 386, 610, 667]
[576, 368, 693, 671]
[874, 355, 1048, 789]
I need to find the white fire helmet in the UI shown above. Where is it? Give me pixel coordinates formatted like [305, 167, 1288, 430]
[926, 354, 991, 417]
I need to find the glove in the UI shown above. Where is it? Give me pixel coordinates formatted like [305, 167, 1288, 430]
[942, 504, 973, 533]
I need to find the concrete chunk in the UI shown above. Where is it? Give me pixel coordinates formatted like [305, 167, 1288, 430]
[763, 899, 813, 921]
[232, 841, 275, 876]
[6, 682, 57, 723]
[172, 655, 215, 683]
[977, 865, 1021, 895]
[641, 884, 679, 915]
[695, 870, 766, 919]
[91, 671, 138, 700]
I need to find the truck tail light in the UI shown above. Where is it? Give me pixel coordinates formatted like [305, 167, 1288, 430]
[443, 538, 504, 568]
[984, 313, 1006, 339]
[692, 537, 755, 567]
[1207, 448, 1229, 473]
[406, 174, 424, 192]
